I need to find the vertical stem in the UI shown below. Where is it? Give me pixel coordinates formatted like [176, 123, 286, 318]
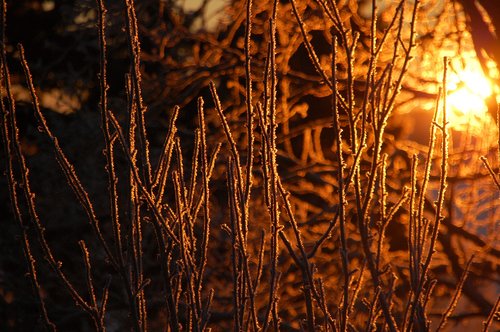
[124, 0, 152, 186]
[331, 35, 350, 332]
[407, 57, 449, 332]
[262, 16, 281, 332]
[95, 0, 124, 270]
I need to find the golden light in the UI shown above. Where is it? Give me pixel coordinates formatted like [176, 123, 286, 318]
[446, 65, 493, 131]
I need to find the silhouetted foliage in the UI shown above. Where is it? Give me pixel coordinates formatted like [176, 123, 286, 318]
[1, 0, 499, 331]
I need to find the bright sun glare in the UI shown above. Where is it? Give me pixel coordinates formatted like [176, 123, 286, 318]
[446, 66, 492, 126]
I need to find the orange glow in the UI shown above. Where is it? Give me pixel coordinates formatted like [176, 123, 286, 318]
[446, 66, 493, 130]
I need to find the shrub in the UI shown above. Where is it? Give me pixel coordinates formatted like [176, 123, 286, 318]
[1, 0, 498, 331]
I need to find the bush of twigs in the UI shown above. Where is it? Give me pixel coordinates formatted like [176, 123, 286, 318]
[1, 0, 498, 331]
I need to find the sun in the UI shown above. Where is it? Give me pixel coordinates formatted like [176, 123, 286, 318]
[446, 65, 493, 130]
